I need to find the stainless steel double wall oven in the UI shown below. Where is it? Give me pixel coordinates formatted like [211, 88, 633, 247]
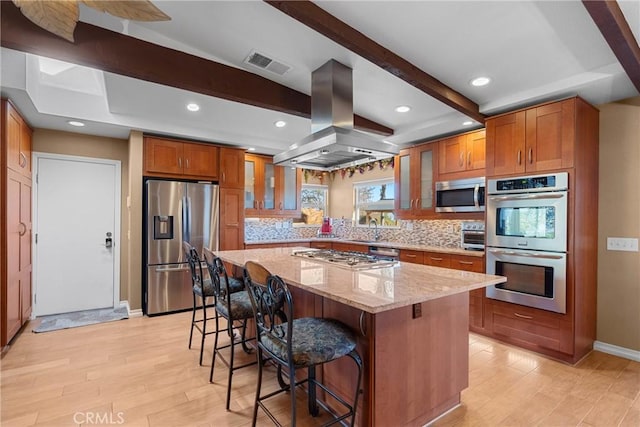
[485, 172, 569, 314]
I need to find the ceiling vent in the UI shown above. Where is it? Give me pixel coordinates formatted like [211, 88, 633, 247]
[244, 51, 292, 76]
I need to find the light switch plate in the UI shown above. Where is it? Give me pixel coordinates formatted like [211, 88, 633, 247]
[607, 237, 639, 252]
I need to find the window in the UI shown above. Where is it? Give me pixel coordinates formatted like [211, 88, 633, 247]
[354, 179, 397, 227]
[296, 184, 328, 225]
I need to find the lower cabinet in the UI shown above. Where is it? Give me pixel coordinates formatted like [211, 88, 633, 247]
[399, 250, 486, 332]
[485, 298, 574, 355]
[310, 241, 332, 250]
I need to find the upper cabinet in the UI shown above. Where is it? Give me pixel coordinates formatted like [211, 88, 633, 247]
[219, 147, 245, 189]
[438, 129, 485, 179]
[143, 136, 219, 180]
[245, 154, 277, 217]
[5, 100, 32, 178]
[486, 98, 576, 177]
[245, 154, 302, 218]
[394, 142, 437, 219]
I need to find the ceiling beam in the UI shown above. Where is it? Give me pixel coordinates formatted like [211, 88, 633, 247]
[0, 2, 393, 136]
[582, 0, 640, 93]
[265, 0, 485, 124]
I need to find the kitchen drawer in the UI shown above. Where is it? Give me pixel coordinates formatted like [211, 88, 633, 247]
[423, 252, 451, 267]
[487, 299, 573, 354]
[450, 254, 484, 272]
[333, 242, 367, 253]
[400, 249, 424, 264]
[310, 241, 333, 250]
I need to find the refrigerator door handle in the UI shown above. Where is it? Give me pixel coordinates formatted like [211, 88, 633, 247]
[182, 195, 190, 244]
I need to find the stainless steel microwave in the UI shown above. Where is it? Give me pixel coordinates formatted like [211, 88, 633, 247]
[435, 177, 485, 213]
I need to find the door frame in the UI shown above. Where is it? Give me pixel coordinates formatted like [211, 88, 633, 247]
[32, 152, 121, 318]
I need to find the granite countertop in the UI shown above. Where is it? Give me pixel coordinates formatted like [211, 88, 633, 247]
[244, 237, 485, 257]
[216, 247, 504, 314]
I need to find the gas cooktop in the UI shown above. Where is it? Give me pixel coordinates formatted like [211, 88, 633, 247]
[292, 249, 398, 270]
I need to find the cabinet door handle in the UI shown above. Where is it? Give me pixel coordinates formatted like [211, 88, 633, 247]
[406, 254, 417, 258]
[222, 172, 226, 183]
[18, 222, 27, 236]
[186, 158, 190, 169]
[517, 150, 521, 165]
[359, 311, 367, 337]
[178, 157, 182, 168]
[459, 152, 464, 166]
[410, 199, 414, 209]
[416, 198, 420, 208]
[458, 260, 473, 265]
[279, 202, 283, 210]
[19, 152, 27, 168]
[253, 200, 257, 209]
[514, 312, 533, 320]
[430, 256, 443, 261]
[468, 152, 472, 167]
[528, 148, 533, 164]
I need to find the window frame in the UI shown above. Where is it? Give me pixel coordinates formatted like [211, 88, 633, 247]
[353, 178, 399, 229]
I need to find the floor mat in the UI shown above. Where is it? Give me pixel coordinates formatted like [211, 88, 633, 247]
[32, 306, 129, 333]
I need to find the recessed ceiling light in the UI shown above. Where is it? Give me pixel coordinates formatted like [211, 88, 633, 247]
[470, 77, 491, 87]
[186, 103, 200, 112]
[67, 120, 85, 127]
[247, 147, 256, 152]
[395, 105, 411, 113]
[463, 121, 473, 126]
[274, 120, 287, 128]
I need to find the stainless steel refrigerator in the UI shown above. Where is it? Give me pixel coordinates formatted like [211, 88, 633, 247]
[144, 179, 219, 315]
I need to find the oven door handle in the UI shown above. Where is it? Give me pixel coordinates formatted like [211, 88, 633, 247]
[488, 249, 564, 260]
[489, 193, 565, 201]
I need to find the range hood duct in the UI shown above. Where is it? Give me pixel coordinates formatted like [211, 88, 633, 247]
[273, 60, 398, 170]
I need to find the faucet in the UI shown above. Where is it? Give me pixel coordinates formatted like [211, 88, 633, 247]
[369, 218, 381, 241]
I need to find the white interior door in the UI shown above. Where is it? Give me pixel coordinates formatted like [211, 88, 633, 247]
[34, 153, 120, 316]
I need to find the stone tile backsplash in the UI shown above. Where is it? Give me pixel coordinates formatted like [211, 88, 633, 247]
[245, 217, 467, 248]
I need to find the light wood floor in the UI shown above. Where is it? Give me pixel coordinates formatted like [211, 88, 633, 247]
[1, 311, 638, 426]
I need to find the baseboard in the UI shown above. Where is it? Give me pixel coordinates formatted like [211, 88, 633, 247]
[119, 301, 143, 318]
[594, 340, 640, 362]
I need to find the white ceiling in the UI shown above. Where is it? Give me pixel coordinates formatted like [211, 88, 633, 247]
[1, 0, 639, 155]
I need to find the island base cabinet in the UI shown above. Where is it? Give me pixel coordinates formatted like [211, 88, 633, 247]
[322, 293, 469, 426]
[373, 293, 469, 426]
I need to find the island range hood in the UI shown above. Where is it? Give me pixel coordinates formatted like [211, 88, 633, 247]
[273, 60, 398, 171]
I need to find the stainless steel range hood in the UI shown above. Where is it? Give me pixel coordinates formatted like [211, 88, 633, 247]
[273, 60, 398, 170]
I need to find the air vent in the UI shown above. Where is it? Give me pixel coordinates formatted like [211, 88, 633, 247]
[244, 50, 292, 76]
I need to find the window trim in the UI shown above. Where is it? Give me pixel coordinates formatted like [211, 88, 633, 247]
[353, 178, 398, 229]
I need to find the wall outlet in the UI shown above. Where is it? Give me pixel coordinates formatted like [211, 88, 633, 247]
[406, 222, 413, 231]
[607, 237, 639, 252]
[275, 222, 282, 229]
[446, 225, 454, 233]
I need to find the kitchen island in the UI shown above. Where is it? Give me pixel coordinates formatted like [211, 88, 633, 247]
[217, 247, 506, 426]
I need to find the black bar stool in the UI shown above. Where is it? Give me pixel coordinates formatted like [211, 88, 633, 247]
[244, 263, 363, 427]
[202, 247, 256, 410]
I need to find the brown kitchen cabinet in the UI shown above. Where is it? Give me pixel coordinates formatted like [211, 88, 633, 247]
[332, 242, 367, 253]
[423, 251, 451, 268]
[451, 254, 485, 332]
[143, 136, 219, 180]
[218, 147, 245, 251]
[309, 241, 333, 250]
[2, 99, 33, 347]
[219, 147, 245, 189]
[485, 298, 573, 355]
[486, 98, 576, 177]
[5, 100, 32, 178]
[438, 129, 486, 179]
[399, 249, 424, 264]
[394, 142, 437, 219]
[244, 154, 302, 218]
